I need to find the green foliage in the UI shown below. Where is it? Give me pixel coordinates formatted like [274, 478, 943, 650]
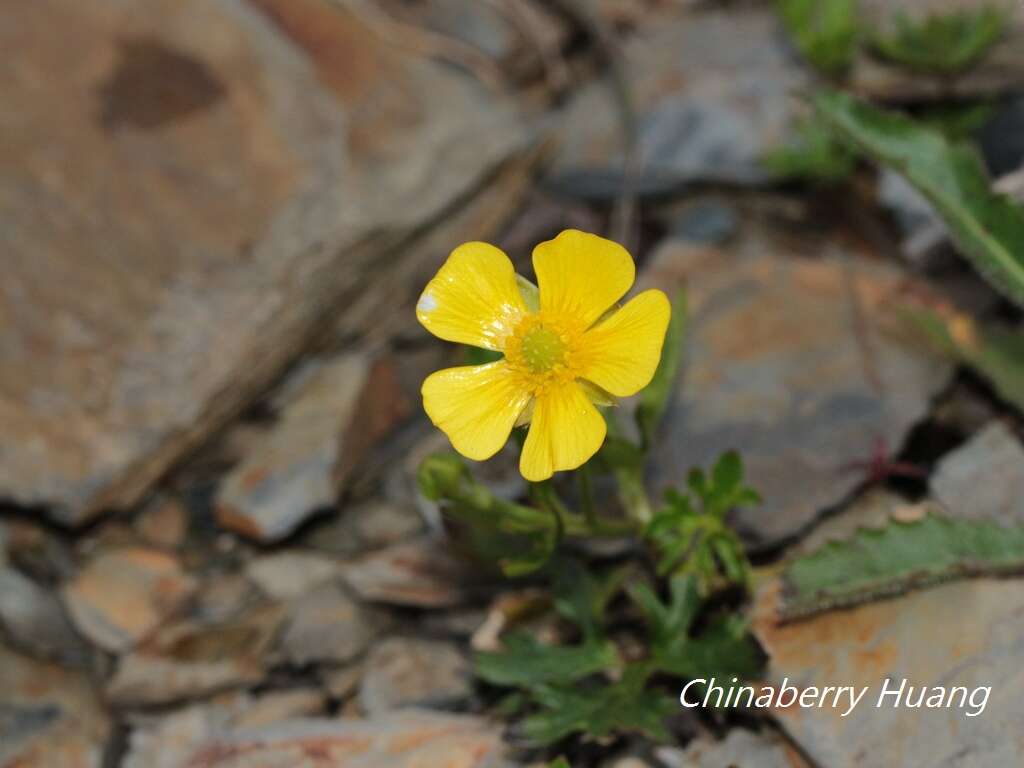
[777, 0, 859, 77]
[763, 115, 859, 183]
[815, 90, 1024, 309]
[645, 452, 760, 589]
[636, 289, 687, 447]
[463, 345, 503, 365]
[781, 511, 1024, 620]
[904, 304, 1024, 415]
[629, 575, 763, 682]
[547, 759, 571, 768]
[870, 6, 1008, 74]
[476, 631, 619, 687]
[521, 667, 677, 745]
[477, 565, 762, 746]
[915, 101, 996, 141]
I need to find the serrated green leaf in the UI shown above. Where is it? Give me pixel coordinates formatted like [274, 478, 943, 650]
[815, 90, 1024, 309]
[777, 0, 858, 76]
[870, 7, 1007, 74]
[782, 511, 1024, 620]
[520, 666, 675, 746]
[711, 451, 743, 499]
[475, 631, 619, 687]
[636, 289, 687, 447]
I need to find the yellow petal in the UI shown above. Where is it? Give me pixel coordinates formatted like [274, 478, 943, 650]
[533, 230, 635, 329]
[417, 242, 526, 351]
[577, 289, 671, 397]
[422, 362, 531, 461]
[520, 382, 607, 481]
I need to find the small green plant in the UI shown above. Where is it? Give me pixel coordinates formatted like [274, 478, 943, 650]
[763, 115, 859, 183]
[417, 277, 765, 748]
[474, 561, 761, 745]
[777, 0, 859, 77]
[870, 6, 1008, 74]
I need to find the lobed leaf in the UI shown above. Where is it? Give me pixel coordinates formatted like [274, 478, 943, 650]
[520, 666, 676, 746]
[475, 631, 619, 687]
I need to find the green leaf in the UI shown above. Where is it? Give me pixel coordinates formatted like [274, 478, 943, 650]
[463, 346, 504, 366]
[548, 759, 571, 768]
[630, 575, 762, 681]
[777, 0, 858, 76]
[520, 666, 676, 746]
[870, 7, 1007, 74]
[551, 558, 628, 642]
[903, 304, 1024, 415]
[782, 511, 1024, 620]
[763, 115, 858, 183]
[636, 289, 687, 447]
[815, 90, 1024, 309]
[475, 632, 619, 687]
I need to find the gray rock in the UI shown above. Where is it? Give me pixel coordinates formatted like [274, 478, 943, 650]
[342, 537, 471, 608]
[181, 709, 514, 767]
[359, 637, 471, 714]
[279, 582, 386, 666]
[215, 355, 409, 543]
[61, 546, 197, 653]
[304, 499, 425, 557]
[0, 0, 528, 525]
[0, 567, 88, 664]
[754, 577, 1024, 767]
[107, 605, 284, 706]
[642, 231, 952, 548]
[0, 645, 111, 768]
[549, 8, 806, 198]
[656, 728, 809, 767]
[931, 421, 1024, 526]
[245, 551, 343, 601]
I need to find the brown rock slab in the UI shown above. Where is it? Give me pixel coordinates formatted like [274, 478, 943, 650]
[655, 728, 809, 768]
[279, 582, 386, 666]
[931, 421, 1024, 526]
[549, 7, 806, 197]
[107, 605, 284, 707]
[643, 232, 951, 548]
[0, 645, 111, 768]
[0, 0, 527, 525]
[232, 688, 327, 730]
[183, 709, 513, 768]
[136, 496, 190, 550]
[124, 693, 252, 768]
[341, 537, 470, 608]
[358, 637, 471, 714]
[215, 355, 409, 542]
[754, 577, 1024, 767]
[62, 546, 196, 653]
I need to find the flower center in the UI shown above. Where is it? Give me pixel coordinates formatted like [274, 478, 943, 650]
[520, 325, 566, 373]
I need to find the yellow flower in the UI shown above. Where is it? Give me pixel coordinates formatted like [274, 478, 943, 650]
[417, 229, 670, 482]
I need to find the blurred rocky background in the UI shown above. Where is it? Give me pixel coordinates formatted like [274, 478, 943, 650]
[3, 0, 1024, 766]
